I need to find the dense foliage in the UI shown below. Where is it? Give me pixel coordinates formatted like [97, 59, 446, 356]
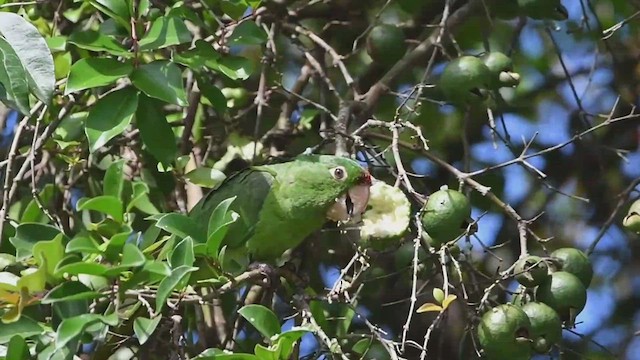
[0, 0, 639, 359]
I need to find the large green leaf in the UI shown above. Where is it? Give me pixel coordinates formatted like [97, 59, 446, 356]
[130, 61, 187, 106]
[238, 304, 280, 339]
[6, 335, 28, 360]
[212, 55, 253, 80]
[21, 184, 56, 224]
[169, 237, 195, 269]
[155, 213, 202, 241]
[55, 313, 118, 350]
[65, 58, 132, 94]
[103, 159, 125, 199]
[127, 181, 160, 215]
[68, 30, 130, 56]
[9, 223, 62, 261]
[138, 16, 192, 51]
[41, 281, 100, 304]
[77, 195, 124, 223]
[85, 87, 139, 152]
[0, 316, 44, 344]
[133, 316, 161, 345]
[206, 197, 238, 257]
[32, 234, 65, 279]
[184, 167, 226, 188]
[89, 0, 131, 29]
[0, 37, 30, 114]
[0, 12, 55, 103]
[155, 265, 197, 313]
[229, 21, 267, 45]
[136, 95, 177, 167]
[220, 0, 250, 20]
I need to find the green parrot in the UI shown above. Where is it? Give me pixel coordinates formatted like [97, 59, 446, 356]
[188, 154, 372, 262]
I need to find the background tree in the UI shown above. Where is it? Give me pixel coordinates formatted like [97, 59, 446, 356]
[0, 0, 639, 359]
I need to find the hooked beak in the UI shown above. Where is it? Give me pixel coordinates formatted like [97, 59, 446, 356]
[326, 174, 371, 223]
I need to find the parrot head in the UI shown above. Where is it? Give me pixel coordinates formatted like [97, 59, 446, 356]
[292, 155, 371, 223]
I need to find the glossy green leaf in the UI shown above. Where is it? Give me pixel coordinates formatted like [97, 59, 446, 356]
[55, 262, 109, 277]
[77, 195, 124, 223]
[32, 233, 65, 279]
[155, 213, 202, 241]
[121, 243, 146, 268]
[220, 0, 249, 20]
[184, 167, 226, 188]
[128, 181, 160, 215]
[0, 37, 31, 115]
[21, 184, 56, 223]
[85, 87, 139, 152]
[0, 316, 43, 344]
[65, 58, 132, 94]
[254, 344, 278, 360]
[238, 304, 280, 339]
[41, 281, 100, 304]
[104, 159, 125, 199]
[89, 0, 131, 29]
[46, 36, 67, 53]
[138, 16, 192, 51]
[155, 265, 197, 313]
[10, 223, 62, 261]
[206, 197, 239, 257]
[194, 349, 258, 359]
[133, 315, 161, 345]
[17, 266, 46, 293]
[229, 21, 267, 45]
[213, 55, 253, 80]
[169, 237, 195, 269]
[199, 80, 227, 114]
[6, 335, 28, 360]
[136, 95, 177, 167]
[130, 61, 187, 106]
[0, 12, 55, 104]
[54, 111, 87, 141]
[68, 30, 129, 56]
[65, 236, 100, 254]
[55, 313, 118, 350]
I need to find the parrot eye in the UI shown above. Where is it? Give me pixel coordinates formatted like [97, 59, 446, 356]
[331, 166, 347, 181]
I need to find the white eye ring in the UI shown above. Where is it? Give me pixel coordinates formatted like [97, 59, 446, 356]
[331, 166, 347, 181]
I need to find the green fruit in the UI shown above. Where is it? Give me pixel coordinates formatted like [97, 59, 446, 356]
[420, 186, 471, 246]
[394, 242, 428, 269]
[514, 255, 549, 287]
[477, 304, 532, 360]
[536, 271, 587, 321]
[366, 24, 407, 66]
[623, 199, 640, 234]
[521, 302, 562, 354]
[517, 0, 569, 20]
[482, 52, 520, 88]
[439, 56, 492, 105]
[550, 248, 593, 287]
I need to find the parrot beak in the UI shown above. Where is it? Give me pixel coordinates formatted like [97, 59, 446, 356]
[326, 176, 371, 223]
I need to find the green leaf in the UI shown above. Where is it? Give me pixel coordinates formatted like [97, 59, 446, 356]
[0, 316, 43, 344]
[206, 197, 239, 257]
[213, 55, 253, 80]
[55, 262, 109, 277]
[54, 111, 87, 141]
[220, 0, 250, 20]
[184, 167, 226, 188]
[169, 237, 195, 269]
[155, 265, 197, 313]
[238, 304, 280, 339]
[229, 21, 267, 45]
[0, 12, 55, 104]
[41, 281, 100, 304]
[442, 294, 457, 310]
[21, 184, 56, 223]
[6, 335, 28, 359]
[254, 344, 278, 360]
[416, 302, 443, 313]
[46, 36, 67, 53]
[199, 80, 227, 114]
[17, 266, 46, 293]
[298, 109, 319, 130]
[272, 327, 312, 359]
[0, 37, 31, 115]
[104, 159, 125, 199]
[77, 195, 124, 223]
[194, 349, 258, 360]
[65, 58, 132, 94]
[155, 213, 202, 241]
[133, 315, 161, 345]
[130, 61, 187, 106]
[138, 16, 192, 51]
[32, 233, 65, 279]
[89, 0, 131, 30]
[68, 30, 129, 56]
[121, 242, 145, 268]
[55, 313, 118, 350]
[85, 87, 139, 152]
[136, 95, 177, 167]
[10, 223, 62, 261]
[65, 236, 100, 254]
[128, 181, 160, 215]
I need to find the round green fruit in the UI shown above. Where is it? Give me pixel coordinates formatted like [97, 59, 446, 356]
[623, 199, 640, 234]
[517, 0, 569, 20]
[514, 255, 549, 287]
[420, 186, 471, 246]
[550, 248, 593, 287]
[482, 52, 520, 88]
[439, 56, 492, 105]
[536, 271, 587, 320]
[366, 24, 407, 66]
[521, 302, 562, 354]
[477, 304, 532, 360]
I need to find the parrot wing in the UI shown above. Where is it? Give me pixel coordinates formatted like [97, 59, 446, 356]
[188, 166, 276, 249]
